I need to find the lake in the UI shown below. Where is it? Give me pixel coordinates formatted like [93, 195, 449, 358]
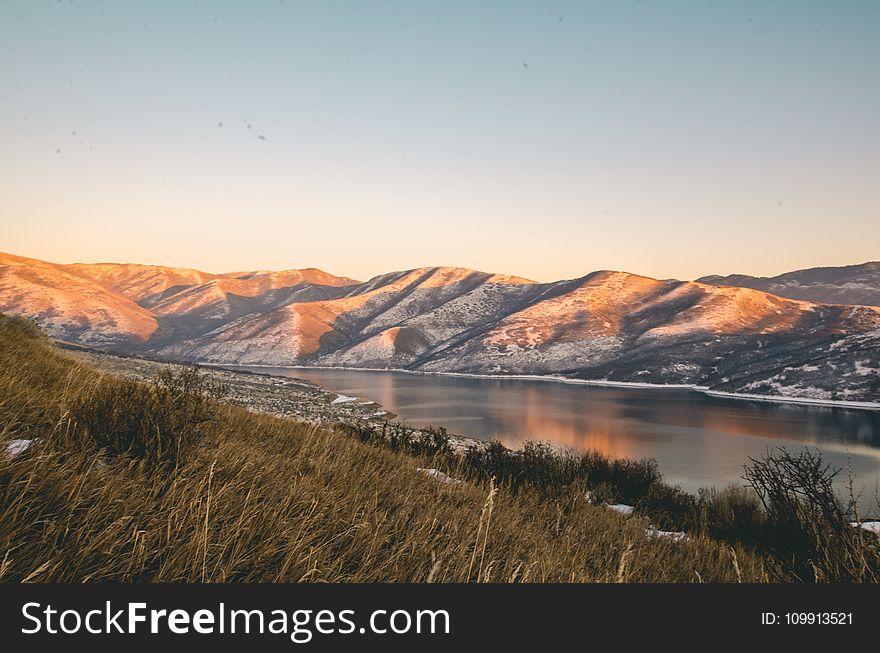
[239, 367, 880, 510]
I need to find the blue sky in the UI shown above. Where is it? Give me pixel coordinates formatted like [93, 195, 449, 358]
[1, 1, 878, 281]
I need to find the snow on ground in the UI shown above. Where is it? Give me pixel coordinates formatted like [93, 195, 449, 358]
[604, 503, 687, 542]
[5, 439, 37, 458]
[608, 504, 634, 515]
[645, 527, 688, 542]
[852, 359, 878, 376]
[416, 468, 462, 486]
[851, 521, 880, 535]
[704, 389, 880, 410]
[330, 394, 357, 404]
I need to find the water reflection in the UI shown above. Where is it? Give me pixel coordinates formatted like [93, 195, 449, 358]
[240, 368, 880, 509]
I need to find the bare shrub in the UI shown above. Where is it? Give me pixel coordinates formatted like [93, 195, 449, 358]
[744, 448, 878, 582]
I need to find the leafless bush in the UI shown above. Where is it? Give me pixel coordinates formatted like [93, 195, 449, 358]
[744, 448, 878, 582]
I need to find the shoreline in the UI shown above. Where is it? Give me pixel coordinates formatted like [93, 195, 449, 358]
[211, 363, 880, 412]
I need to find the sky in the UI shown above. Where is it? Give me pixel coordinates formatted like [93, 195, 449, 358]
[1, 1, 878, 283]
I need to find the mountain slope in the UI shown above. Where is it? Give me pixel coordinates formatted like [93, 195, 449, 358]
[0, 253, 159, 346]
[1, 252, 878, 402]
[1, 253, 359, 347]
[69, 261, 359, 305]
[698, 262, 880, 306]
[410, 272, 880, 401]
[154, 267, 540, 365]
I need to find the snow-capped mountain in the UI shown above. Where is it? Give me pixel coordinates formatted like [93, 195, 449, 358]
[698, 262, 880, 307]
[2, 252, 879, 402]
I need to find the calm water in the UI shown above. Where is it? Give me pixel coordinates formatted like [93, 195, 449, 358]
[240, 367, 880, 509]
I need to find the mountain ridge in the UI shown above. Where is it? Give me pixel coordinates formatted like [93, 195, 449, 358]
[1, 251, 878, 402]
[698, 261, 880, 307]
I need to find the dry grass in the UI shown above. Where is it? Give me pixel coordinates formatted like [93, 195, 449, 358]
[0, 313, 869, 583]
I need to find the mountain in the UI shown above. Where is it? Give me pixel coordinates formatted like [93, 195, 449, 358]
[0, 253, 158, 347]
[0, 252, 358, 347]
[698, 262, 880, 307]
[1, 251, 879, 402]
[155, 267, 541, 365]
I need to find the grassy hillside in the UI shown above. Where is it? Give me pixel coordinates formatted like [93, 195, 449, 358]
[0, 314, 875, 582]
